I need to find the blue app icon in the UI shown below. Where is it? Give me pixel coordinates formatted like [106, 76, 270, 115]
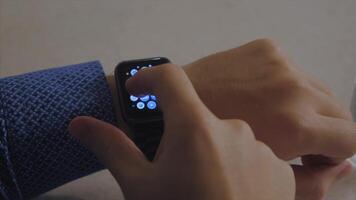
[147, 101, 157, 110]
[140, 95, 150, 102]
[150, 95, 157, 101]
[136, 102, 145, 109]
[130, 95, 138, 102]
[130, 69, 138, 76]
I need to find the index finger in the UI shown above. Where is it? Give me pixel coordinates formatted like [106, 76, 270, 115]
[125, 64, 212, 123]
[308, 115, 356, 159]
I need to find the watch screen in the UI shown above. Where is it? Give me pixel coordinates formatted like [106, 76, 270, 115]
[115, 57, 169, 121]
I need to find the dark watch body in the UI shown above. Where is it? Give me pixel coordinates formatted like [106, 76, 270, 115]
[114, 57, 170, 160]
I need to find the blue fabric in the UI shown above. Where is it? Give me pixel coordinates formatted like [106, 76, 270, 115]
[0, 61, 116, 199]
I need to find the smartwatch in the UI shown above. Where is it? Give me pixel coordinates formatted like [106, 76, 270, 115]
[114, 57, 170, 160]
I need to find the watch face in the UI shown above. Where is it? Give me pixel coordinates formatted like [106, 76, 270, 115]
[115, 57, 170, 123]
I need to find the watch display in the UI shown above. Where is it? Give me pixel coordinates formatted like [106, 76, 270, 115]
[115, 57, 170, 123]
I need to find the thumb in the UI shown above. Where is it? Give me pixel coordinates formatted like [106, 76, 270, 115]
[292, 161, 352, 200]
[69, 116, 149, 179]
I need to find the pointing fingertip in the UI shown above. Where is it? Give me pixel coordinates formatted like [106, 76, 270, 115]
[125, 73, 146, 96]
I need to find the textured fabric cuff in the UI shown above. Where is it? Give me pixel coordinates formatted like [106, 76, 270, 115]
[0, 61, 116, 199]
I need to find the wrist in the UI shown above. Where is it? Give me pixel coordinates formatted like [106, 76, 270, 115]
[106, 74, 127, 129]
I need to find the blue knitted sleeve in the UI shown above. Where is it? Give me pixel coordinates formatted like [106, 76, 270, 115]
[0, 61, 116, 199]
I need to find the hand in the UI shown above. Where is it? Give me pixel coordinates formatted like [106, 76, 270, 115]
[70, 64, 295, 200]
[292, 161, 351, 200]
[183, 38, 355, 199]
[184, 38, 356, 161]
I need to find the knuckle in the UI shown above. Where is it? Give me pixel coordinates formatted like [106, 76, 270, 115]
[254, 38, 280, 51]
[236, 120, 252, 132]
[229, 119, 255, 139]
[280, 112, 310, 144]
[232, 119, 252, 132]
[280, 77, 310, 94]
[155, 63, 183, 77]
[256, 141, 275, 156]
[148, 64, 186, 87]
[251, 38, 290, 69]
[253, 38, 280, 55]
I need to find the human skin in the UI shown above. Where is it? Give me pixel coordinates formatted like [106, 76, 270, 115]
[105, 38, 354, 199]
[182, 39, 355, 199]
[70, 64, 295, 200]
[183, 39, 356, 161]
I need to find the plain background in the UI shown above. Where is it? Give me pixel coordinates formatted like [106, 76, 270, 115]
[1, 0, 355, 199]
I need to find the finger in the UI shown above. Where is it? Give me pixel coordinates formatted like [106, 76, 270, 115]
[223, 119, 256, 140]
[315, 96, 353, 120]
[302, 154, 344, 166]
[309, 116, 356, 158]
[125, 63, 213, 124]
[303, 73, 353, 120]
[317, 104, 353, 121]
[292, 161, 352, 200]
[69, 116, 149, 179]
[303, 72, 334, 97]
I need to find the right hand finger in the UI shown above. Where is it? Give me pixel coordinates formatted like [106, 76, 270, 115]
[292, 161, 352, 200]
[126, 64, 220, 161]
[125, 63, 214, 127]
[307, 116, 356, 159]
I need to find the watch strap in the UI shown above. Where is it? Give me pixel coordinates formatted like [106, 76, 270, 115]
[131, 120, 164, 161]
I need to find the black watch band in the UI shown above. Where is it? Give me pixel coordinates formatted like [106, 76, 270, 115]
[115, 57, 170, 161]
[130, 120, 164, 161]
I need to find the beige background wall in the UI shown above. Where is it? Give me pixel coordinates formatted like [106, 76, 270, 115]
[1, 0, 356, 199]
